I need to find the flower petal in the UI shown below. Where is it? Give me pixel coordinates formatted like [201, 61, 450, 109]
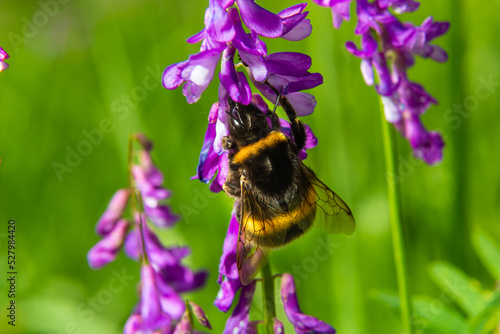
[88, 219, 130, 269]
[222, 281, 256, 334]
[220, 46, 252, 105]
[218, 213, 240, 279]
[403, 114, 444, 165]
[95, 189, 131, 236]
[236, 0, 283, 38]
[214, 277, 243, 312]
[281, 273, 336, 334]
[140, 265, 171, 330]
[206, 0, 236, 42]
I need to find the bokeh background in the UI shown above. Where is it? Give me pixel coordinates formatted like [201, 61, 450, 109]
[1, 0, 499, 333]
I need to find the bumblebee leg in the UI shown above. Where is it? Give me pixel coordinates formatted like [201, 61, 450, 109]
[223, 168, 241, 198]
[290, 119, 306, 153]
[278, 95, 307, 153]
[264, 81, 307, 152]
[265, 110, 281, 131]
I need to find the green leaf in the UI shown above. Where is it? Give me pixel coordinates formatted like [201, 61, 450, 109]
[430, 261, 489, 317]
[467, 292, 500, 334]
[473, 228, 500, 280]
[373, 290, 467, 334]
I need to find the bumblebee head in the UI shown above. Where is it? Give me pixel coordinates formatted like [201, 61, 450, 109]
[227, 99, 270, 142]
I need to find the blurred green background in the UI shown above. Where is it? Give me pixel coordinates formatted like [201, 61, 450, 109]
[1, 0, 499, 333]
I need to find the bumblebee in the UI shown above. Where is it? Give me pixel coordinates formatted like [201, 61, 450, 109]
[222, 96, 355, 285]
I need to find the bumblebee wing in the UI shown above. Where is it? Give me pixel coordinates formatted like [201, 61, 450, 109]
[299, 161, 356, 235]
[236, 177, 272, 286]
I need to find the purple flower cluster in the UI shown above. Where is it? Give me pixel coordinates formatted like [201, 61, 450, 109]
[0, 47, 9, 72]
[163, 1, 320, 111]
[214, 214, 336, 333]
[87, 134, 207, 333]
[163, 1, 338, 332]
[313, 0, 449, 164]
[164, 1, 323, 193]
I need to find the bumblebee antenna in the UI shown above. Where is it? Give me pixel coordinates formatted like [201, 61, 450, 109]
[272, 89, 282, 116]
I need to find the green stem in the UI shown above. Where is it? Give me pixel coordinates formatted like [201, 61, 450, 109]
[379, 102, 413, 334]
[261, 261, 276, 334]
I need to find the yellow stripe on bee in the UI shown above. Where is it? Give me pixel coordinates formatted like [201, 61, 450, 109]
[246, 185, 317, 235]
[233, 131, 287, 165]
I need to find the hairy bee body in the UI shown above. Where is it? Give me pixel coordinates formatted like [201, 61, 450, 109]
[221, 98, 354, 285]
[225, 130, 317, 248]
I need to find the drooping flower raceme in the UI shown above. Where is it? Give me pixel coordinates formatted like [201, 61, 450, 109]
[164, 1, 324, 193]
[164, 2, 323, 192]
[213, 214, 336, 333]
[163, 1, 338, 332]
[313, 0, 449, 164]
[0, 47, 9, 72]
[87, 133, 208, 334]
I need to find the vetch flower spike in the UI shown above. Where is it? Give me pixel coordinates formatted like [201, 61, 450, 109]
[88, 133, 208, 333]
[164, 1, 318, 112]
[313, 0, 449, 165]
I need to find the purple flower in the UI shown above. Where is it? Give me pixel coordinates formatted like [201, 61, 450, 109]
[157, 261, 208, 293]
[219, 45, 252, 105]
[88, 133, 208, 333]
[123, 313, 142, 334]
[164, 48, 225, 104]
[251, 52, 324, 116]
[214, 276, 243, 313]
[314, 0, 449, 164]
[236, 0, 283, 38]
[378, 0, 419, 13]
[222, 280, 256, 334]
[132, 150, 180, 228]
[279, 4, 313, 41]
[195, 102, 230, 193]
[88, 219, 130, 269]
[95, 189, 131, 236]
[281, 273, 336, 334]
[140, 264, 172, 331]
[214, 213, 243, 311]
[0, 48, 9, 72]
[400, 113, 444, 165]
[123, 217, 207, 321]
[125, 223, 189, 268]
[218, 213, 240, 281]
[164, 1, 316, 108]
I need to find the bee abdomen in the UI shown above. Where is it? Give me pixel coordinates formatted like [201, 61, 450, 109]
[245, 185, 318, 249]
[258, 206, 316, 248]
